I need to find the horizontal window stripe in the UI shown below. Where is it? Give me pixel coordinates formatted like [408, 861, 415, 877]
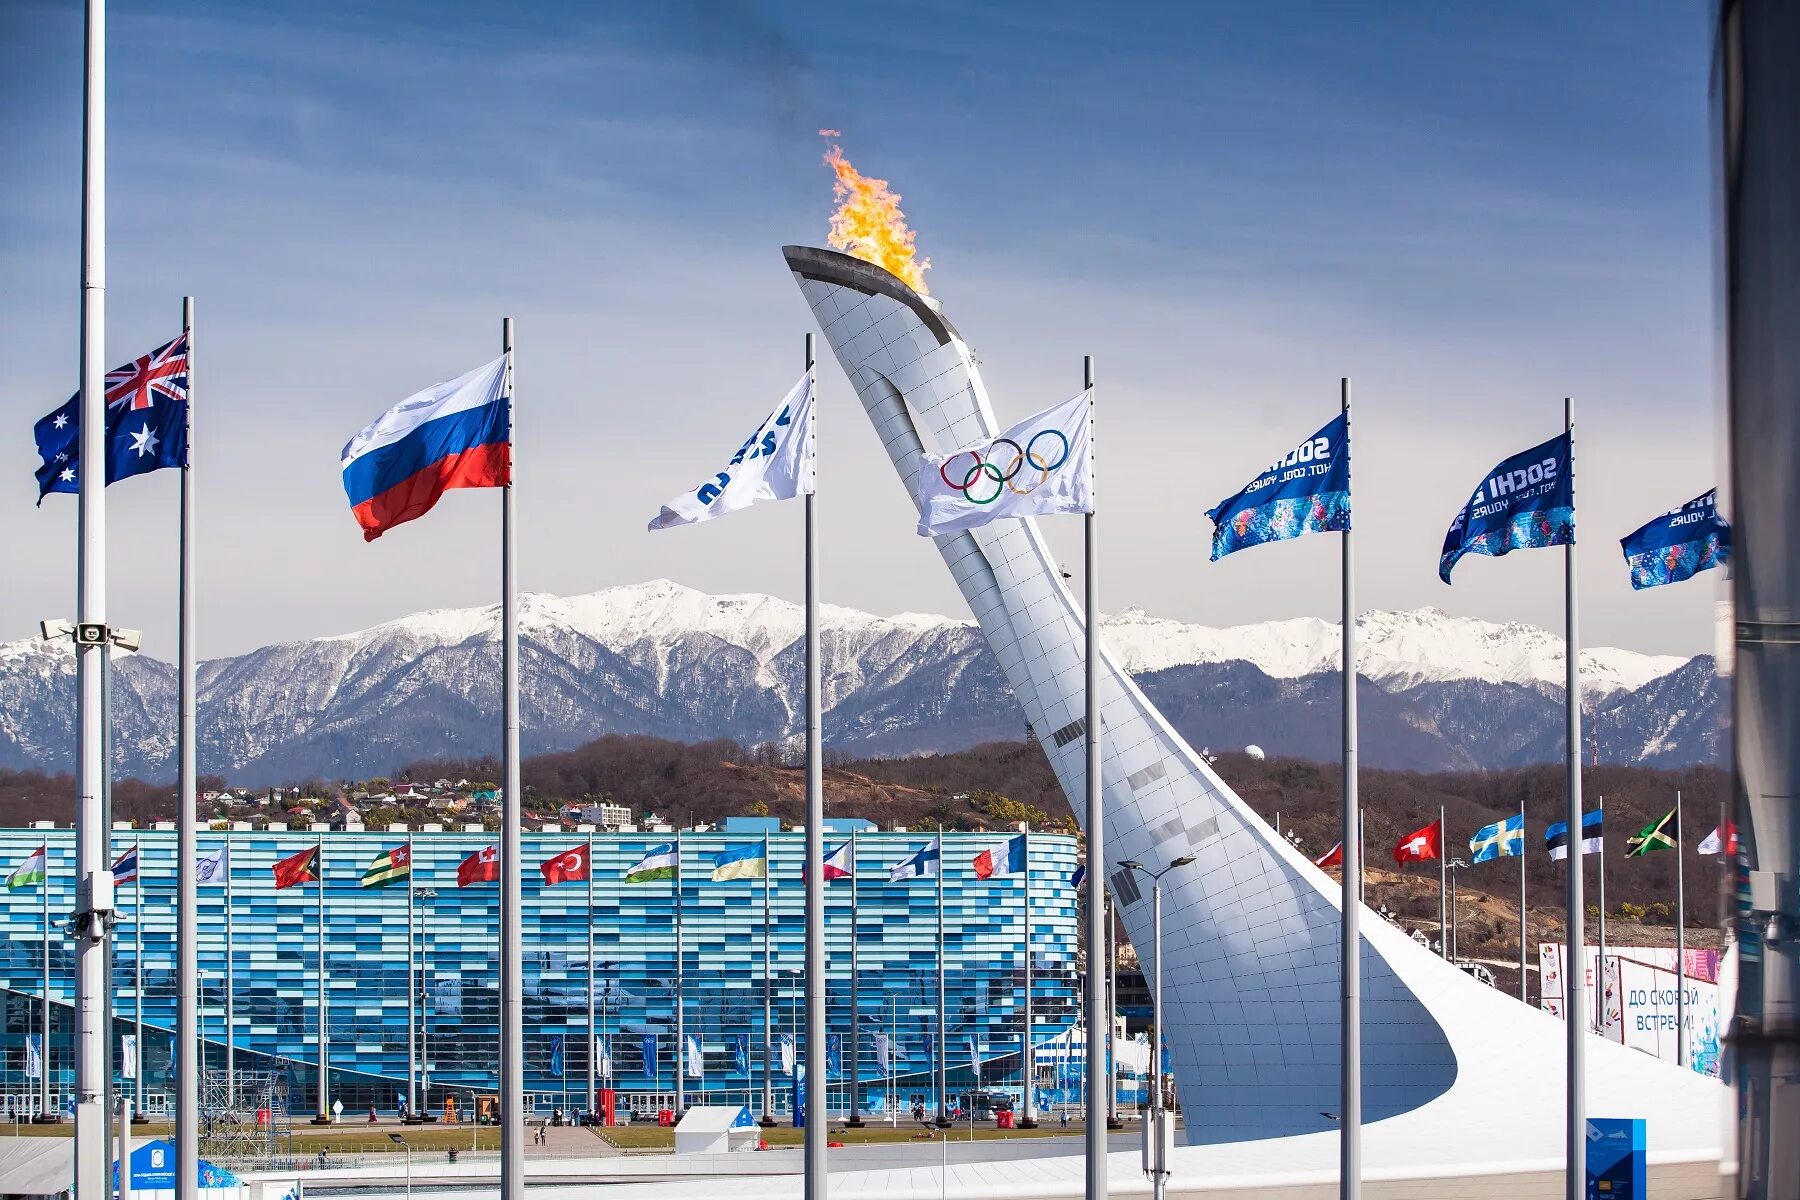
[351, 442, 509, 541]
[342, 397, 509, 510]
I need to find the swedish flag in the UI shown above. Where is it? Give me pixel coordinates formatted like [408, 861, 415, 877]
[1469, 813, 1524, 863]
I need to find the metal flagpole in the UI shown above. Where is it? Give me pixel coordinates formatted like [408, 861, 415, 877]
[588, 846, 596, 1120]
[1339, 376, 1361, 1200]
[1107, 896, 1119, 1130]
[1519, 801, 1528, 1004]
[802, 331, 826, 1196]
[1596, 795, 1608, 1035]
[102, 655, 113, 1138]
[407, 844, 415, 1116]
[499, 315, 524, 1200]
[1082, 353, 1107, 1200]
[42, 871, 51, 1120]
[847, 830, 862, 1126]
[1562, 394, 1585, 1200]
[1674, 792, 1686, 1067]
[224, 829, 234, 1102]
[315, 843, 328, 1124]
[175, 289, 199, 1187]
[73, 0, 108, 1190]
[935, 831, 947, 1126]
[134, 843, 143, 1118]
[675, 829, 685, 1113]
[1020, 825, 1036, 1128]
[1438, 806, 1448, 957]
[762, 836, 773, 1125]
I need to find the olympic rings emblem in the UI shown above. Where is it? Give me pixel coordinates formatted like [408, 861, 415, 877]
[939, 429, 1071, 504]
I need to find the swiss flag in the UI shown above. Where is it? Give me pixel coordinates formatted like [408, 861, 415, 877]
[458, 844, 499, 887]
[1314, 841, 1344, 869]
[540, 843, 592, 885]
[1393, 819, 1442, 865]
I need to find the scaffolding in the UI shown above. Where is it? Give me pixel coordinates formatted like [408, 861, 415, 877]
[199, 1067, 292, 1165]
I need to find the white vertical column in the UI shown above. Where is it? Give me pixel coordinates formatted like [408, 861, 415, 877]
[177, 292, 199, 1200]
[224, 830, 234, 1102]
[1675, 792, 1686, 1067]
[1081, 353, 1106, 1200]
[1339, 377, 1361, 1200]
[802, 331, 826, 1197]
[1020, 826, 1036, 1128]
[1562, 394, 1585, 1200]
[499, 315, 523, 1200]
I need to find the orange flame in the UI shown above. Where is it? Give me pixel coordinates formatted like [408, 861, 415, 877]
[820, 135, 931, 295]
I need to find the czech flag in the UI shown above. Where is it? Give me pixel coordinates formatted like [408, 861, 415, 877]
[272, 845, 321, 890]
[540, 843, 591, 885]
[972, 834, 1026, 880]
[341, 354, 509, 541]
[1393, 819, 1442, 865]
[458, 844, 499, 887]
[111, 845, 141, 886]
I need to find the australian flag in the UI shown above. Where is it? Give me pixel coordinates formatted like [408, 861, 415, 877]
[1439, 431, 1572, 583]
[34, 334, 189, 503]
[1205, 412, 1349, 560]
[1620, 488, 1730, 590]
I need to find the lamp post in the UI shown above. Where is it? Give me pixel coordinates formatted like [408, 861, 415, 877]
[387, 1132, 411, 1200]
[1120, 856, 1195, 1200]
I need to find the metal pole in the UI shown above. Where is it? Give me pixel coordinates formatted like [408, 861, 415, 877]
[499, 315, 524, 1200]
[1562, 394, 1585, 1200]
[588, 852, 596, 1120]
[1106, 895, 1119, 1130]
[936, 832, 947, 1127]
[1438, 805, 1447, 958]
[42, 869, 51, 1120]
[407, 846, 415, 1116]
[118, 1096, 132, 1200]
[675, 829, 685, 1112]
[1675, 791, 1686, 1067]
[1020, 825, 1036, 1127]
[762, 836, 773, 1125]
[802, 331, 826, 1196]
[102, 652, 113, 1138]
[848, 830, 861, 1126]
[420, 892, 431, 1111]
[316, 844, 328, 1123]
[1339, 376, 1361, 1200]
[176, 292, 199, 1195]
[1519, 801, 1528, 1005]
[1596, 794, 1608, 1035]
[223, 830, 234, 1105]
[1082, 354, 1106, 1200]
[73, 1, 108, 1192]
[134, 845, 142, 1117]
[1150, 879, 1166, 1200]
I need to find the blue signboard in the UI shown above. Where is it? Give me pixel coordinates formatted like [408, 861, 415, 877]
[1586, 1118, 1645, 1199]
[112, 1139, 240, 1191]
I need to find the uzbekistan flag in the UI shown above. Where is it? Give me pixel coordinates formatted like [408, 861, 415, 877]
[626, 843, 679, 883]
[341, 354, 509, 541]
[7, 845, 47, 890]
[272, 845, 321, 889]
[710, 843, 767, 882]
[361, 844, 412, 888]
[457, 844, 498, 887]
[111, 845, 141, 886]
[541, 844, 591, 885]
[972, 834, 1026, 880]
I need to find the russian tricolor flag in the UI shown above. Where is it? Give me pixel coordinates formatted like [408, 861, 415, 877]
[341, 355, 510, 541]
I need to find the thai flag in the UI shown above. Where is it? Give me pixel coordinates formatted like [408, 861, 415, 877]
[972, 834, 1026, 879]
[111, 845, 140, 886]
[341, 355, 509, 541]
[818, 841, 852, 881]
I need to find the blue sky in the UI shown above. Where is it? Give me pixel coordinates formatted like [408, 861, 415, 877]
[1, 1, 1722, 659]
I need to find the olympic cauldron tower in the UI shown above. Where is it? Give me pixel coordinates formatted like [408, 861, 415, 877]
[785, 245, 1721, 1157]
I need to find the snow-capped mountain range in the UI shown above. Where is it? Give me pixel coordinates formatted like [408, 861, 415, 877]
[0, 580, 1722, 784]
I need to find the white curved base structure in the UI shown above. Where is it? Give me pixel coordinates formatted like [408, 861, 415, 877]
[782, 245, 1724, 1174]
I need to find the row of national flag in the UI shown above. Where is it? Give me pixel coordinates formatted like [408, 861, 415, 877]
[1312, 810, 1739, 870]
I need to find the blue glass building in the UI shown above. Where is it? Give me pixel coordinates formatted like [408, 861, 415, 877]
[0, 827, 1078, 1118]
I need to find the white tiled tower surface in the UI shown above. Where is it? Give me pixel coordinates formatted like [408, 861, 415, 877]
[783, 246, 1724, 1161]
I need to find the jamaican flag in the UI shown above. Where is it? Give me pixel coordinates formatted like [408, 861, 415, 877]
[1625, 809, 1678, 857]
[361, 843, 412, 888]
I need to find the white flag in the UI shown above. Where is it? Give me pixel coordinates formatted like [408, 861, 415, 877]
[122, 1034, 139, 1081]
[873, 1032, 891, 1072]
[685, 1034, 703, 1079]
[914, 389, 1093, 537]
[195, 846, 229, 885]
[599, 1039, 613, 1080]
[1697, 826, 1723, 855]
[779, 1035, 796, 1077]
[967, 1035, 980, 1078]
[648, 373, 814, 531]
[26, 1033, 42, 1079]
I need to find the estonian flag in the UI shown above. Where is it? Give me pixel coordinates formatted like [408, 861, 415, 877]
[1544, 810, 1603, 861]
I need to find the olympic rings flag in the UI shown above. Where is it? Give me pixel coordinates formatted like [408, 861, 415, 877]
[1204, 412, 1350, 561]
[647, 371, 814, 531]
[913, 389, 1093, 536]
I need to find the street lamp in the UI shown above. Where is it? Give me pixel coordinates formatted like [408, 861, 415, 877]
[1119, 855, 1195, 1200]
[387, 1132, 411, 1200]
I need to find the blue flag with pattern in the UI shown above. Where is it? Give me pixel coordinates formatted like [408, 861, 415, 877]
[1619, 488, 1730, 590]
[1439, 432, 1573, 583]
[1205, 413, 1349, 560]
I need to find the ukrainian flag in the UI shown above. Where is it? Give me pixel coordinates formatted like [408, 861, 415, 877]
[711, 842, 768, 882]
[1469, 813, 1524, 863]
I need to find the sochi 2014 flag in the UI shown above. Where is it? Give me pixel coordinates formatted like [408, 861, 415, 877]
[1620, 488, 1730, 590]
[873, 1031, 892, 1072]
[914, 390, 1093, 537]
[826, 1033, 842, 1078]
[1439, 432, 1573, 583]
[973, 834, 1026, 880]
[648, 373, 813, 531]
[1205, 413, 1349, 560]
[341, 354, 509, 541]
[685, 1034, 703, 1079]
[733, 1034, 749, 1074]
[640, 1035, 658, 1079]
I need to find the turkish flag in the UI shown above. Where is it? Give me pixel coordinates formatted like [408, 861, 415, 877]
[540, 843, 591, 885]
[1393, 819, 1442, 865]
[1314, 841, 1344, 869]
[271, 845, 320, 890]
[458, 844, 499, 887]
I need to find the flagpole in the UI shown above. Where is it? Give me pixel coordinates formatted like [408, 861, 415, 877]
[1675, 791, 1685, 1067]
[73, 0, 108, 1190]
[1562, 394, 1585, 1200]
[1020, 825, 1037, 1128]
[802, 331, 826, 1196]
[847, 829, 862, 1126]
[312, 843, 329, 1124]
[224, 829, 234, 1102]
[587, 844, 596, 1121]
[406, 843, 416, 1116]
[42, 867, 51, 1121]
[1596, 794, 1607, 1036]
[1519, 801, 1528, 1004]
[1082, 352, 1107, 1200]
[134, 843, 143, 1118]
[675, 828, 685, 1113]
[1106, 895, 1119, 1130]
[1339, 376, 1361, 1200]
[176, 292, 199, 1194]
[498, 315, 524, 1200]
[936, 830, 947, 1127]
[1438, 806, 1447, 957]
[762, 835, 774, 1126]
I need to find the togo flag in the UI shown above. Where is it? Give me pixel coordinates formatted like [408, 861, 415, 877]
[649, 372, 813, 530]
[914, 390, 1093, 537]
[1439, 431, 1573, 583]
[1620, 488, 1730, 590]
[1205, 412, 1349, 560]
